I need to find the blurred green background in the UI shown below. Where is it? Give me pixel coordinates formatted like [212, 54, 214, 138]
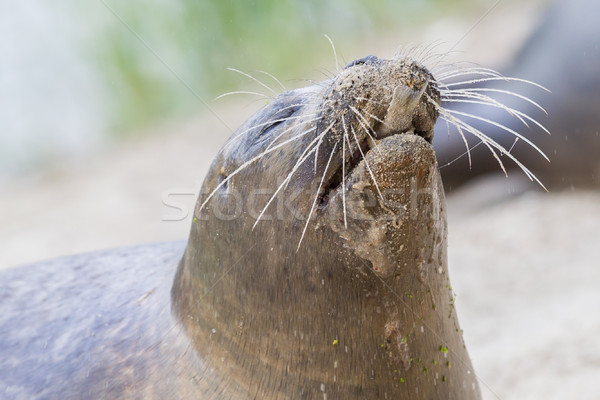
[99, 0, 466, 133]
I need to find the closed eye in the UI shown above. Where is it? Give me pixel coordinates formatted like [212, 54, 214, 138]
[344, 55, 380, 69]
[260, 104, 303, 136]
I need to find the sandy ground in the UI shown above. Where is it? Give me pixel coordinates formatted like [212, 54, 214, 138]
[3, 1, 599, 398]
[447, 182, 600, 399]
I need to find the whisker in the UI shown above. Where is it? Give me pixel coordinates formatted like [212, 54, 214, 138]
[442, 88, 548, 115]
[416, 42, 442, 63]
[350, 106, 382, 154]
[253, 132, 325, 229]
[447, 114, 509, 177]
[441, 98, 550, 134]
[446, 113, 547, 190]
[324, 34, 341, 73]
[442, 77, 550, 93]
[442, 96, 529, 127]
[436, 67, 503, 81]
[298, 143, 338, 250]
[426, 94, 472, 167]
[438, 141, 485, 169]
[341, 115, 349, 228]
[361, 109, 386, 125]
[417, 41, 448, 66]
[257, 70, 286, 91]
[446, 109, 550, 161]
[214, 91, 272, 101]
[431, 60, 483, 77]
[227, 67, 279, 96]
[420, 46, 450, 67]
[508, 137, 519, 154]
[351, 125, 383, 199]
[314, 122, 336, 174]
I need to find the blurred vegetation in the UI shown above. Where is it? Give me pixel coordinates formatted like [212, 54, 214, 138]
[96, 0, 467, 136]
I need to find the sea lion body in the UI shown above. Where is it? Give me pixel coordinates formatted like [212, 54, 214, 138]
[0, 54, 482, 399]
[0, 242, 209, 399]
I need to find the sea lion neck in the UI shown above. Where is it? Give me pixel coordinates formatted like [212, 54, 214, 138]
[171, 132, 480, 398]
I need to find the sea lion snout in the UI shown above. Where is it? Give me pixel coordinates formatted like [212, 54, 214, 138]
[377, 60, 440, 143]
[303, 57, 441, 211]
[327, 57, 441, 145]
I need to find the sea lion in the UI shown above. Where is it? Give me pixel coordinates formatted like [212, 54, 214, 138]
[434, 0, 600, 190]
[1, 56, 508, 399]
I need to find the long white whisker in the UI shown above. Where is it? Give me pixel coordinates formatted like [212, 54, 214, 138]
[447, 109, 549, 161]
[442, 88, 548, 115]
[420, 51, 447, 68]
[450, 116, 509, 177]
[443, 77, 550, 92]
[426, 94, 472, 167]
[441, 98, 550, 134]
[448, 114, 547, 190]
[438, 141, 485, 169]
[361, 109, 386, 125]
[323, 34, 341, 72]
[341, 115, 350, 228]
[350, 106, 381, 154]
[417, 41, 446, 65]
[351, 125, 383, 199]
[443, 97, 525, 124]
[257, 70, 286, 91]
[298, 143, 338, 250]
[252, 140, 321, 229]
[442, 96, 529, 128]
[214, 91, 271, 101]
[419, 41, 447, 65]
[314, 122, 336, 173]
[436, 67, 503, 81]
[227, 67, 279, 96]
[508, 137, 519, 154]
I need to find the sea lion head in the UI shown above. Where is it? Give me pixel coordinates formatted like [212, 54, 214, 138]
[173, 55, 480, 399]
[194, 55, 442, 228]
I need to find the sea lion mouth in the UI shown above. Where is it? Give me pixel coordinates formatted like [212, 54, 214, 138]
[320, 127, 433, 208]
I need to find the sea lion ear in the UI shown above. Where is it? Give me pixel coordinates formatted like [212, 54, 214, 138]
[344, 55, 380, 69]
